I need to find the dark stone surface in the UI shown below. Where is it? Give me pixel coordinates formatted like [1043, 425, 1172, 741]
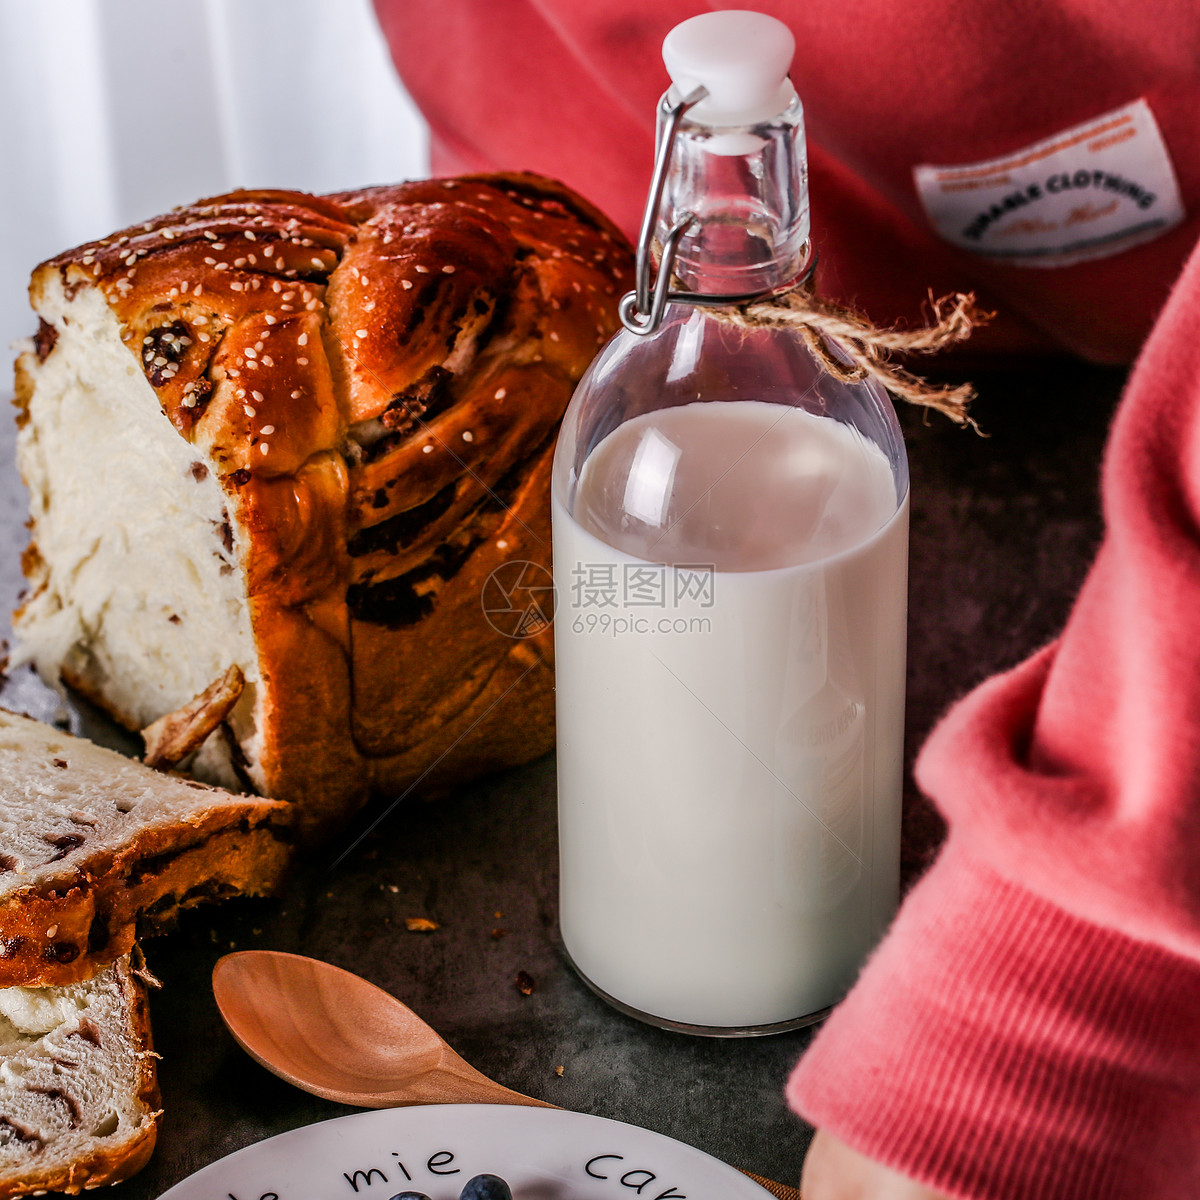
[0, 358, 1125, 1196]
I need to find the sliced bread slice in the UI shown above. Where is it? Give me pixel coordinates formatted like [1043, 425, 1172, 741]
[0, 708, 292, 988]
[0, 954, 158, 1196]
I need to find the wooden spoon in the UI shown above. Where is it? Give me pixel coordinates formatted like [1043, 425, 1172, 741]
[212, 950, 553, 1109]
[212, 951, 800, 1200]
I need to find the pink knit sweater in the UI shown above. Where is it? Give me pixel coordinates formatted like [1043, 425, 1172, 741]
[787, 242, 1200, 1196]
[375, 2, 1200, 1193]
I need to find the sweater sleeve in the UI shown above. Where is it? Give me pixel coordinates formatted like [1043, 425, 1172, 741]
[787, 239, 1200, 1199]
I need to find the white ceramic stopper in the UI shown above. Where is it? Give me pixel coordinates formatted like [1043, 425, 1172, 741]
[662, 10, 796, 127]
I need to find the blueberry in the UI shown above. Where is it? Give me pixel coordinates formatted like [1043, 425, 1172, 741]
[386, 1193, 431, 1200]
[459, 1175, 513, 1200]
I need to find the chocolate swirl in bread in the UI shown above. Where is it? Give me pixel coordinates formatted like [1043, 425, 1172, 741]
[14, 174, 634, 837]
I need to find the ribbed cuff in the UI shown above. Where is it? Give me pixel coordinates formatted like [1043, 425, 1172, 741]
[787, 843, 1200, 1199]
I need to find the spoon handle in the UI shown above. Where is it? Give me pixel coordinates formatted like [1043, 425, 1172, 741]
[422, 1051, 558, 1109]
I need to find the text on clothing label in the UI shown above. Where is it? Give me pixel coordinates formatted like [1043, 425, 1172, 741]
[913, 99, 1184, 267]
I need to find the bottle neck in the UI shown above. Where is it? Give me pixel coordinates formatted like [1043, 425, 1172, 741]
[655, 88, 810, 297]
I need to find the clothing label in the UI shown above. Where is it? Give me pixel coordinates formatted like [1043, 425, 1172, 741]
[913, 99, 1184, 267]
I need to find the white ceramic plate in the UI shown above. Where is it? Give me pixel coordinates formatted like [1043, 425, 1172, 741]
[157, 1104, 775, 1200]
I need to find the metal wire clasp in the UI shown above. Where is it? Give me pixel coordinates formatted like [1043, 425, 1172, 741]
[619, 87, 814, 336]
[619, 87, 704, 337]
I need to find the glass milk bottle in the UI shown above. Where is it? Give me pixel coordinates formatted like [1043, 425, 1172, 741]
[552, 11, 909, 1035]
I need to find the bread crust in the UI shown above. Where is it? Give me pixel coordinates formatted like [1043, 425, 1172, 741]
[22, 173, 634, 837]
[0, 813, 292, 989]
[0, 797, 292, 989]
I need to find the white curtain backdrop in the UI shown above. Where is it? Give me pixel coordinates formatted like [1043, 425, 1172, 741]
[0, 0, 430, 353]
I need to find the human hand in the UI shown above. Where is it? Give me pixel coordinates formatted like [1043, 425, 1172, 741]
[800, 1131, 955, 1200]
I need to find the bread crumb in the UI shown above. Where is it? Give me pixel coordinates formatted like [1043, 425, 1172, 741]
[515, 971, 535, 996]
[406, 917, 439, 933]
[555, 1065, 564, 1077]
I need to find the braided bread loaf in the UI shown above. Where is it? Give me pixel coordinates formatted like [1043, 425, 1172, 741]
[14, 174, 633, 837]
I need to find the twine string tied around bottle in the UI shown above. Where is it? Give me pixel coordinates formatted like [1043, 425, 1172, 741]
[706, 281, 990, 428]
